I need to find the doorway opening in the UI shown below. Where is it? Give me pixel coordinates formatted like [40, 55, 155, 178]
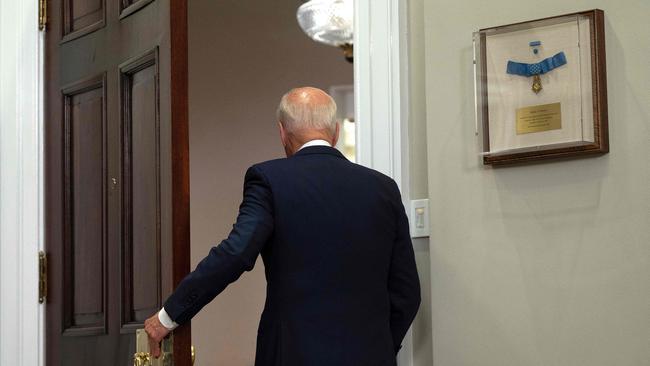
[186, 1, 354, 364]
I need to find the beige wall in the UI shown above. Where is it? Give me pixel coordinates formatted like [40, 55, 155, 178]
[423, 1, 650, 365]
[188, 1, 353, 364]
[407, 0, 433, 365]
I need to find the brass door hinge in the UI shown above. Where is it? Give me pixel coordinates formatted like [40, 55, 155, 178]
[38, 0, 47, 30]
[38, 251, 47, 303]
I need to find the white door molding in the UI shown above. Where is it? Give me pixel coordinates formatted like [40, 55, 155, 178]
[0, 0, 45, 365]
[354, 0, 411, 198]
[354, 0, 413, 365]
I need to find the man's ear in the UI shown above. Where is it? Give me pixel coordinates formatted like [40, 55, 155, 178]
[331, 122, 340, 147]
[278, 121, 287, 147]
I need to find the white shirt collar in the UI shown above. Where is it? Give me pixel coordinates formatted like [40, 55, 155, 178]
[298, 139, 332, 151]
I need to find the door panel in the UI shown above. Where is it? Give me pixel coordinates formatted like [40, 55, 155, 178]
[45, 0, 190, 363]
[62, 0, 105, 42]
[120, 49, 163, 328]
[120, 0, 155, 18]
[62, 75, 107, 336]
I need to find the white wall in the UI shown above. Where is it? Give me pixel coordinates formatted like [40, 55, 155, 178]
[423, 1, 650, 365]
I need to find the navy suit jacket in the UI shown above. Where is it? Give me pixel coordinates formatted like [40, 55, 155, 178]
[164, 146, 421, 366]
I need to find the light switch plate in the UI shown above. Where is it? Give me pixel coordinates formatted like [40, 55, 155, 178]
[409, 198, 429, 238]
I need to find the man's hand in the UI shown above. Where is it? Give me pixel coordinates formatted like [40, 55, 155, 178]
[144, 312, 171, 359]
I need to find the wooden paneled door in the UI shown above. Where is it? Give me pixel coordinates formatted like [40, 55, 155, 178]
[44, 0, 191, 364]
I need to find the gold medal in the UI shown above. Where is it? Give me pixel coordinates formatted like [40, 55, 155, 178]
[532, 75, 542, 94]
[507, 49, 567, 95]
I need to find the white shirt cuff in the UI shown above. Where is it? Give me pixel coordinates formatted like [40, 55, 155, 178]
[158, 307, 179, 330]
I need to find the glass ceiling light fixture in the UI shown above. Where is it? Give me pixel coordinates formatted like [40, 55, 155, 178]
[297, 0, 354, 63]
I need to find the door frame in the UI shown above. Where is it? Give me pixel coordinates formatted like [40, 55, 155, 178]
[0, 0, 410, 364]
[0, 0, 45, 365]
[354, 0, 413, 365]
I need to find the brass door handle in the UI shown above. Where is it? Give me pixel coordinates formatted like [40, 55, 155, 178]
[133, 352, 151, 366]
[191, 345, 196, 365]
[134, 329, 173, 366]
[133, 350, 173, 366]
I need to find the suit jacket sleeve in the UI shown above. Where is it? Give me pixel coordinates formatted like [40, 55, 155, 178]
[163, 165, 273, 325]
[388, 183, 421, 354]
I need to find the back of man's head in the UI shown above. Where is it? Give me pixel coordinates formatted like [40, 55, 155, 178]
[276, 87, 338, 135]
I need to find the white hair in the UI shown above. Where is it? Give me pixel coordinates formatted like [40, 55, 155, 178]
[276, 88, 338, 134]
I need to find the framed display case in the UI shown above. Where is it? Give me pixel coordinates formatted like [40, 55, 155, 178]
[474, 9, 608, 165]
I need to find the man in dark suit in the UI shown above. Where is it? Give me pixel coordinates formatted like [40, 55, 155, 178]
[145, 87, 421, 365]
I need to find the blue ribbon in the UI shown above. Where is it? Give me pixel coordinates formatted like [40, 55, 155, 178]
[506, 51, 567, 76]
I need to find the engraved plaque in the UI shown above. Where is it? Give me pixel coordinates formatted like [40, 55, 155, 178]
[516, 102, 562, 135]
